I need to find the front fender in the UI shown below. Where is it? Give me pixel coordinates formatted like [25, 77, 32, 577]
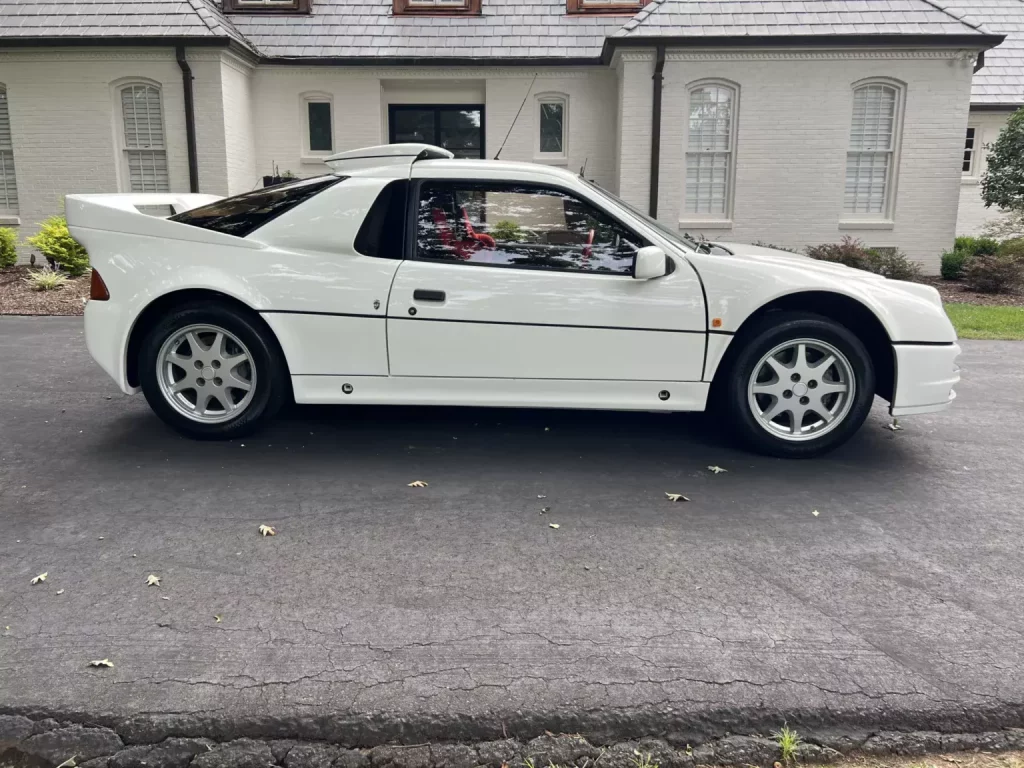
[686, 253, 956, 344]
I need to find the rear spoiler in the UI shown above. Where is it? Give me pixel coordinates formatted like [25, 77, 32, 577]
[66, 193, 262, 250]
[324, 143, 454, 173]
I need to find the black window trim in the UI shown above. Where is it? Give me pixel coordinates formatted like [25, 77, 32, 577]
[405, 178, 654, 278]
[388, 104, 486, 159]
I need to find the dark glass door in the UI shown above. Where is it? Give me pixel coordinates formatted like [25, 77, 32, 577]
[389, 104, 485, 159]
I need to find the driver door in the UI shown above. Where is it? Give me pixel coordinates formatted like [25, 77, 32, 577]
[386, 180, 706, 381]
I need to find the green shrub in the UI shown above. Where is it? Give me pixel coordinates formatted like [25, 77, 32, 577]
[25, 216, 89, 277]
[22, 266, 69, 292]
[941, 249, 970, 280]
[806, 237, 921, 280]
[751, 240, 799, 253]
[963, 239, 1024, 293]
[867, 247, 922, 281]
[490, 219, 523, 242]
[0, 227, 16, 269]
[806, 236, 874, 270]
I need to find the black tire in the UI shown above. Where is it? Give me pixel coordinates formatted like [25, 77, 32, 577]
[138, 302, 288, 440]
[721, 311, 875, 458]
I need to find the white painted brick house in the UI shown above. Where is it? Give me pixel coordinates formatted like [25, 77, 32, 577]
[929, 0, 1024, 238]
[0, 0, 1007, 271]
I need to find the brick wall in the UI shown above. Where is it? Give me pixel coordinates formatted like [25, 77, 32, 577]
[250, 66, 618, 190]
[0, 47, 238, 263]
[623, 48, 977, 273]
[956, 108, 1014, 237]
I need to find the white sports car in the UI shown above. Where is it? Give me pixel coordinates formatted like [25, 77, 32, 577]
[67, 143, 960, 458]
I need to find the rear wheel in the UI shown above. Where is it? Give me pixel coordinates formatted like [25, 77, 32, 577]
[723, 312, 875, 458]
[139, 303, 287, 440]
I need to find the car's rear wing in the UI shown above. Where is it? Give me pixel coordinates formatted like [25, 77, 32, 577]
[324, 143, 454, 174]
[66, 193, 264, 251]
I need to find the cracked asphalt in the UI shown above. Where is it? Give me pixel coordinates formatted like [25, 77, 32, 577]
[2, 316, 1024, 745]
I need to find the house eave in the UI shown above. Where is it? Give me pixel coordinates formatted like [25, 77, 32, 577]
[970, 102, 1024, 111]
[259, 55, 603, 67]
[601, 32, 1006, 62]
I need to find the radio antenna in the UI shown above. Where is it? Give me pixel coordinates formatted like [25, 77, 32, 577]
[494, 73, 538, 160]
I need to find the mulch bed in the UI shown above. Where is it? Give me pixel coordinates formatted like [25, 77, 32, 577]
[918, 276, 1024, 307]
[0, 266, 91, 316]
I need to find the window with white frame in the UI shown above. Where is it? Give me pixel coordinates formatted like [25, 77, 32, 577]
[685, 83, 736, 216]
[536, 94, 567, 160]
[963, 125, 978, 175]
[302, 94, 333, 155]
[119, 83, 169, 193]
[0, 85, 18, 215]
[845, 82, 902, 216]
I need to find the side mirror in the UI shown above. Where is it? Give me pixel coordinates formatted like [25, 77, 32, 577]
[633, 245, 667, 280]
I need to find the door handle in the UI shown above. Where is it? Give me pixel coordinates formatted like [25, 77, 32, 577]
[413, 289, 446, 302]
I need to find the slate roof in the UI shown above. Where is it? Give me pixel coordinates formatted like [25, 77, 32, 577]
[0, 0, 253, 50]
[617, 0, 991, 40]
[228, 0, 622, 59]
[0, 0, 1002, 63]
[930, 0, 1024, 104]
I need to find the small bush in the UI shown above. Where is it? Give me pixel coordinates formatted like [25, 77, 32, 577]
[867, 247, 922, 281]
[941, 249, 970, 280]
[963, 240, 1024, 293]
[0, 227, 17, 269]
[22, 266, 70, 292]
[751, 240, 800, 253]
[955, 236, 1000, 257]
[806, 236, 875, 270]
[807, 237, 921, 280]
[25, 216, 89, 277]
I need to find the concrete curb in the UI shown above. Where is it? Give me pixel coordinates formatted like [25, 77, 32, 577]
[4, 714, 1024, 768]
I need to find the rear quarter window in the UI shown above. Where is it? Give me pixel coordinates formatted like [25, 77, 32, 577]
[170, 175, 346, 238]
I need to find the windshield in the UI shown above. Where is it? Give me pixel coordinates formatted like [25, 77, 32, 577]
[581, 179, 708, 253]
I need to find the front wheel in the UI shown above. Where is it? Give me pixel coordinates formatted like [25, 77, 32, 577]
[138, 303, 288, 440]
[723, 312, 875, 458]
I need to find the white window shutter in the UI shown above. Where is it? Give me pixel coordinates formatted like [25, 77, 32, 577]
[845, 84, 898, 215]
[121, 84, 169, 193]
[0, 87, 18, 214]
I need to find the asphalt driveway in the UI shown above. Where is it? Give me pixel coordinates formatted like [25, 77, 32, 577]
[2, 316, 1024, 748]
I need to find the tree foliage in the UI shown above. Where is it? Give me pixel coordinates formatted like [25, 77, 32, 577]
[981, 107, 1024, 211]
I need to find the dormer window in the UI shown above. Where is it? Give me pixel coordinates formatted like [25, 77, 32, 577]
[567, 0, 648, 13]
[223, 0, 311, 13]
[393, 0, 482, 15]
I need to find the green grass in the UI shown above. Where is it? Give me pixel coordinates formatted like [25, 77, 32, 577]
[945, 303, 1024, 340]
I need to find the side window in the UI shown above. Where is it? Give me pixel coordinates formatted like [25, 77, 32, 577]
[355, 180, 408, 258]
[415, 182, 642, 275]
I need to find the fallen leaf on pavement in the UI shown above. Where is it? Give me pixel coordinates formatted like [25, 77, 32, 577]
[665, 493, 690, 502]
[407, 480, 428, 487]
[258, 524, 276, 537]
[214, 615, 222, 623]
[812, 509, 820, 517]
[55, 757, 78, 768]
[30, 572, 47, 585]
[146, 574, 161, 587]
[884, 419, 903, 431]
[88, 659, 113, 668]
[537, 495, 546, 499]
[540, 506, 551, 513]
[160, 596, 170, 601]
[549, 523, 560, 529]
[707, 465, 728, 474]
[56, 589, 65, 595]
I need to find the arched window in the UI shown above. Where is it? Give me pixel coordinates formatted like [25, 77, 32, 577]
[119, 82, 169, 193]
[0, 85, 18, 215]
[685, 82, 737, 217]
[845, 81, 903, 216]
[536, 93, 568, 161]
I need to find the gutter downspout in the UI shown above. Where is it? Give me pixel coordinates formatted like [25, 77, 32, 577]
[176, 45, 200, 193]
[649, 44, 666, 218]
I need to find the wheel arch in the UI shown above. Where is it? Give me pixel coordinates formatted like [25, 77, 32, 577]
[710, 291, 895, 402]
[125, 289, 291, 390]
